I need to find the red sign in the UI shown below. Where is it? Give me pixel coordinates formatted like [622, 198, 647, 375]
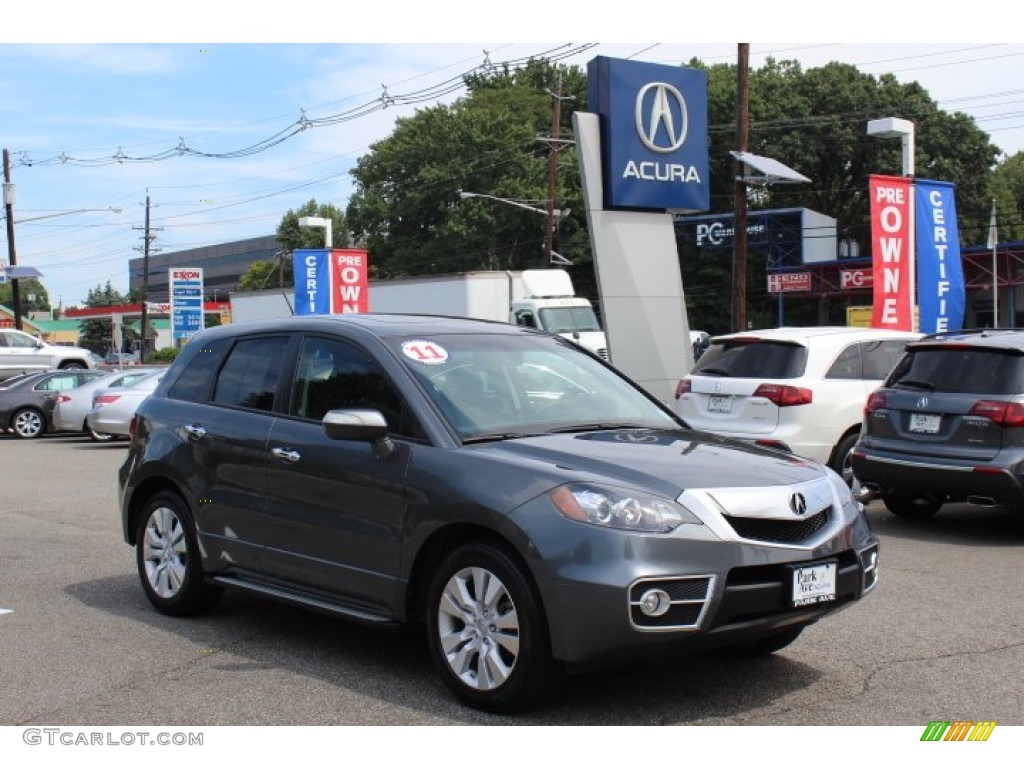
[330, 249, 369, 314]
[840, 268, 874, 290]
[767, 272, 812, 293]
[869, 175, 914, 330]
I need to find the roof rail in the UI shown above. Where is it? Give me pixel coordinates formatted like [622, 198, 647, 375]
[920, 327, 1024, 341]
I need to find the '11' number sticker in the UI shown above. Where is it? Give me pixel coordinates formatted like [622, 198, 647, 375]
[401, 340, 449, 365]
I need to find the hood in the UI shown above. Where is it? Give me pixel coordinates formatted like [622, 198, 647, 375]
[472, 428, 823, 500]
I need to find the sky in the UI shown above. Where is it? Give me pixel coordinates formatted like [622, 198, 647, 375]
[2, 3, 1022, 310]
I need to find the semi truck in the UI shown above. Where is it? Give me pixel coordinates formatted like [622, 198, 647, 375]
[229, 269, 609, 359]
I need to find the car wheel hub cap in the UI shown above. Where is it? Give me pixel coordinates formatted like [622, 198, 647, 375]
[142, 506, 188, 599]
[437, 566, 520, 691]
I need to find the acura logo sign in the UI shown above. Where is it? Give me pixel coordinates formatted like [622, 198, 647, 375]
[917, 397, 929, 409]
[789, 492, 808, 516]
[635, 83, 688, 153]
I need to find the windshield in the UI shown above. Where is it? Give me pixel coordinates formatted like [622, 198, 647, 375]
[536, 306, 603, 334]
[888, 347, 1024, 395]
[393, 333, 678, 440]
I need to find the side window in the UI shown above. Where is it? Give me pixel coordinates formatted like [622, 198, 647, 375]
[862, 340, 910, 380]
[36, 374, 79, 391]
[290, 336, 419, 437]
[167, 338, 232, 403]
[825, 343, 863, 380]
[213, 337, 289, 411]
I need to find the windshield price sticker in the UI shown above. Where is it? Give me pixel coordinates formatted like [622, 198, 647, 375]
[401, 341, 449, 365]
[792, 562, 837, 607]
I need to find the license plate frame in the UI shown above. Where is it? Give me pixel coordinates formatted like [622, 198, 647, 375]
[791, 561, 837, 607]
[909, 412, 941, 434]
[708, 394, 732, 413]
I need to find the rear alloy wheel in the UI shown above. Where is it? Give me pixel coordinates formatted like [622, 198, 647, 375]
[883, 493, 943, 518]
[136, 491, 222, 616]
[426, 542, 562, 712]
[12, 407, 45, 439]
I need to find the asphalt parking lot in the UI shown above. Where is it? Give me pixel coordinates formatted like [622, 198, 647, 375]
[2, 433, 1023, 726]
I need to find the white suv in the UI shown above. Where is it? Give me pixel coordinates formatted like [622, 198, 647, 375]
[0, 329, 96, 382]
[674, 327, 921, 484]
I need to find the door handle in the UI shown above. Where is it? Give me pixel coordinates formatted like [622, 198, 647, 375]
[183, 424, 207, 439]
[271, 447, 301, 464]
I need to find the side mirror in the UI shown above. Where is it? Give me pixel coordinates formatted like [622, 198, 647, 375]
[322, 408, 394, 458]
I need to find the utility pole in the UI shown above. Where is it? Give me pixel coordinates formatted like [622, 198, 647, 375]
[2, 149, 23, 330]
[732, 44, 750, 332]
[542, 72, 574, 269]
[134, 194, 161, 362]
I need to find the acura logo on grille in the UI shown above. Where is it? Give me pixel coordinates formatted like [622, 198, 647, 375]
[789, 492, 808, 516]
[917, 397, 929, 409]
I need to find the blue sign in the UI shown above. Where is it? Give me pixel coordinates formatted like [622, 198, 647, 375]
[293, 249, 331, 315]
[169, 268, 205, 341]
[915, 179, 965, 333]
[587, 56, 709, 212]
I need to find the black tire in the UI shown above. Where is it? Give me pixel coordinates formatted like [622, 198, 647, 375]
[11, 407, 46, 439]
[883, 493, 943, 518]
[737, 626, 804, 656]
[135, 491, 222, 616]
[59, 360, 86, 370]
[426, 542, 562, 713]
[830, 432, 860, 489]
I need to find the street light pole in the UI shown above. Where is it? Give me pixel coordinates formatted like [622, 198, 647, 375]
[298, 216, 333, 249]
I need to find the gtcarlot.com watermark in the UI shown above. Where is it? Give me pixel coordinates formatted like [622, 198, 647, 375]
[23, 728, 203, 747]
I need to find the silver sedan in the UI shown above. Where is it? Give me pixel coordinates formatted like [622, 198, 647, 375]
[86, 370, 166, 439]
[50, 367, 164, 441]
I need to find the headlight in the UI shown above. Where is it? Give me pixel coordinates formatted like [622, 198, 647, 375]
[550, 484, 702, 533]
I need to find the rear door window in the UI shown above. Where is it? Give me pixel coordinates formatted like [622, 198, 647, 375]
[693, 341, 807, 379]
[213, 336, 290, 411]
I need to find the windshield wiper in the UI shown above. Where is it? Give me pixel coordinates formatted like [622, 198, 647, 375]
[893, 378, 936, 391]
[460, 432, 537, 444]
[697, 367, 730, 376]
[545, 423, 650, 434]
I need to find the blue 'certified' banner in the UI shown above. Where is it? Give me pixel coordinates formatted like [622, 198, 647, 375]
[293, 249, 331, 315]
[915, 179, 965, 333]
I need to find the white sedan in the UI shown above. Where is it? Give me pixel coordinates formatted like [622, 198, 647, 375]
[87, 370, 166, 439]
[50, 367, 164, 441]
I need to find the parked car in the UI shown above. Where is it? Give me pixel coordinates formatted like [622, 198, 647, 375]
[675, 327, 921, 486]
[0, 329, 96, 382]
[87, 369, 166, 439]
[119, 315, 879, 712]
[0, 369, 108, 438]
[104, 351, 141, 366]
[853, 328, 1024, 518]
[47, 367, 164, 441]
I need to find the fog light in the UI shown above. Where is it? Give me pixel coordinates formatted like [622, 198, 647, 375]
[639, 588, 671, 617]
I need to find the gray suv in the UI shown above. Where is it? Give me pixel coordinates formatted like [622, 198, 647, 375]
[119, 315, 879, 711]
[853, 329, 1024, 517]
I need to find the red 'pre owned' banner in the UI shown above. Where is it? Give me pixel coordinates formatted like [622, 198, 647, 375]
[869, 175, 914, 330]
[330, 249, 369, 314]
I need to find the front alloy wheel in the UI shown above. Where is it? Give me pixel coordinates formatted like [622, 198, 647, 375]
[136, 492, 221, 616]
[427, 542, 561, 712]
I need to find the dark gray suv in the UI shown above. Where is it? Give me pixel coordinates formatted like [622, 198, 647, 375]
[119, 314, 879, 711]
[853, 329, 1024, 517]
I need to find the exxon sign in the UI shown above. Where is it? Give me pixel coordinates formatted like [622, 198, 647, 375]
[587, 56, 709, 213]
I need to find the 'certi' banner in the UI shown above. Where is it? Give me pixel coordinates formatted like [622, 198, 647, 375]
[915, 179, 965, 333]
[293, 249, 369, 315]
[869, 175, 914, 331]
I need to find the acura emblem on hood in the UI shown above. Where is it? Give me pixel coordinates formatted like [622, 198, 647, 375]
[789, 492, 808, 516]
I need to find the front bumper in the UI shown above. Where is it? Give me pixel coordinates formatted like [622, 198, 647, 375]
[506, 498, 878, 665]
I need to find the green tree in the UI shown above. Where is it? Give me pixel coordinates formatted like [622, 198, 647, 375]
[346, 59, 587, 278]
[237, 199, 349, 290]
[990, 152, 1024, 244]
[78, 281, 131, 354]
[0, 277, 49, 314]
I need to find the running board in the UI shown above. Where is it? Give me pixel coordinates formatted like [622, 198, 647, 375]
[212, 575, 400, 628]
